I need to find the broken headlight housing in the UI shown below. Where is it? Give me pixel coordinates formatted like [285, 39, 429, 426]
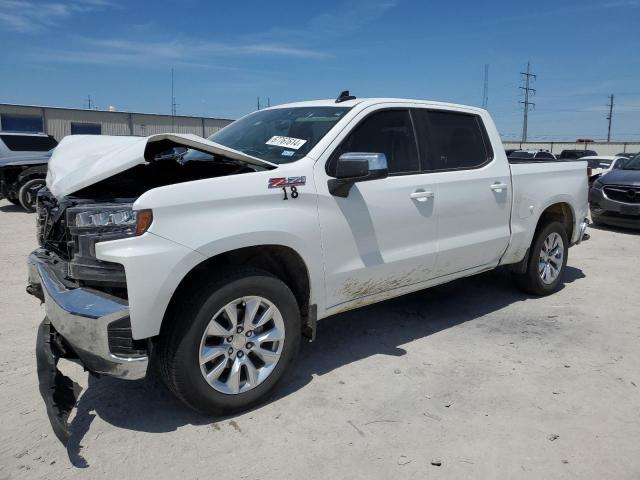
[65, 205, 153, 285]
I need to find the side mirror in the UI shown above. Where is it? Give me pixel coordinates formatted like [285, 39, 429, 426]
[328, 152, 389, 197]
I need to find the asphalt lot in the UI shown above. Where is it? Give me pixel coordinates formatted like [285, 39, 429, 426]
[0, 198, 639, 479]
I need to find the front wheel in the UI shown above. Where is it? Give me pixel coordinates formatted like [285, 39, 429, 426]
[513, 221, 568, 296]
[157, 268, 301, 415]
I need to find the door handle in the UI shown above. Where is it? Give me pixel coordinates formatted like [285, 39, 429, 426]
[490, 182, 508, 192]
[410, 190, 434, 202]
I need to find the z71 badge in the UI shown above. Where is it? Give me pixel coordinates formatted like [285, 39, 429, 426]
[268, 176, 306, 188]
[269, 176, 306, 200]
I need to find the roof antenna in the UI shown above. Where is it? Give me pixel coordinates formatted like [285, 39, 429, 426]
[335, 90, 356, 103]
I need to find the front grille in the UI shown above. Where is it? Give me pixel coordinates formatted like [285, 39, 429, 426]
[36, 188, 71, 257]
[107, 317, 147, 358]
[604, 185, 640, 204]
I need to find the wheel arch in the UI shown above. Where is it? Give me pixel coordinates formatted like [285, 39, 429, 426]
[508, 201, 575, 274]
[536, 201, 575, 241]
[160, 244, 315, 340]
[17, 164, 48, 184]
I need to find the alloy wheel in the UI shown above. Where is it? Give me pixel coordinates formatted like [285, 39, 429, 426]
[198, 296, 285, 395]
[538, 232, 564, 285]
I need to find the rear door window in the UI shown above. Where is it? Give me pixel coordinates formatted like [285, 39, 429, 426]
[412, 109, 492, 171]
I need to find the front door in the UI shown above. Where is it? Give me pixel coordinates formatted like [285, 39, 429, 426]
[314, 108, 439, 308]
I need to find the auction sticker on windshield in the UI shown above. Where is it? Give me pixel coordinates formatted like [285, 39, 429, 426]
[266, 136, 307, 150]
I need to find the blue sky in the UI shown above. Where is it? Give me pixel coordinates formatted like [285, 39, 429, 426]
[1, 0, 639, 141]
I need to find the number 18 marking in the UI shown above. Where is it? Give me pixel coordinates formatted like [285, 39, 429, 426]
[282, 186, 299, 200]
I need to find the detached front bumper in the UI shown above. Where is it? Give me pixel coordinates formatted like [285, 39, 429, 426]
[28, 249, 148, 380]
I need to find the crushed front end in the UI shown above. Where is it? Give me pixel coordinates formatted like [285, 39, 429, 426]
[28, 188, 149, 444]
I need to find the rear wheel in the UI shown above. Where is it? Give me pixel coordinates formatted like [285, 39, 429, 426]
[157, 268, 301, 415]
[18, 177, 46, 212]
[514, 221, 568, 296]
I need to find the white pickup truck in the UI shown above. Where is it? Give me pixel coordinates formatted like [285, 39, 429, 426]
[28, 93, 589, 443]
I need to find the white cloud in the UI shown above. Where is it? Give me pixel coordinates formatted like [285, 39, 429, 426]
[0, 0, 117, 32]
[12, 0, 396, 68]
[491, 1, 639, 24]
[27, 37, 330, 68]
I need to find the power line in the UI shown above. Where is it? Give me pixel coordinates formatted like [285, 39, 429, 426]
[606, 94, 614, 142]
[171, 68, 177, 128]
[482, 64, 489, 109]
[519, 61, 536, 142]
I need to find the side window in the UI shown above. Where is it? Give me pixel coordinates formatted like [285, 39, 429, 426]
[415, 110, 492, 171]
[535, 152, 554, 160]
[328, 110, 419, 175]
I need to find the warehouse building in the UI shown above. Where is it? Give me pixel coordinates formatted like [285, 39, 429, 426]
[0, 103, 234, 141]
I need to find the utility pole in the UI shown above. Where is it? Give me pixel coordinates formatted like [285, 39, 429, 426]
[482, 64, 489, 109]
[171, 68, 178, 130]
[86, 95, 92, 110]
[519, 61, 536, 142]
[606, 94, 614, 142]
[257, 97, 261, 110]
[267, 97, 271, 108]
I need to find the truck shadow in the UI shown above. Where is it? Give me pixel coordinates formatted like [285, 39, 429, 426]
[65, 266, 585, 466]
[0, 203, 25, 213]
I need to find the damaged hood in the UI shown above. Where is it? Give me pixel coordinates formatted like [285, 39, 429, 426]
[47, 133, 277, 198]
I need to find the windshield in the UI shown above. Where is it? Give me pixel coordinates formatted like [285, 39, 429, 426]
[183, 106, 351, 164]
[587, 159, 612, 168]
[618, 156, 640, 170]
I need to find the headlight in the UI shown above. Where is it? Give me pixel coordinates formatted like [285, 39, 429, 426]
[64, 205, 153, 280]
[67, 205, 152, 236]
[75, 208, 136, 227]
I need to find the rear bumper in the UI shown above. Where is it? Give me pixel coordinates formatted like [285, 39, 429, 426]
[575, 218, 590, 244]
[28, 249, 148, 380]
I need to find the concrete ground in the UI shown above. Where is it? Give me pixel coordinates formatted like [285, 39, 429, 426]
[0, 198, 639, 479]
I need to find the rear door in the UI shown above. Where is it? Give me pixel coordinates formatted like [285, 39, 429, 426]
[412, 108, 512, 276]
[314, 107, 439, 308]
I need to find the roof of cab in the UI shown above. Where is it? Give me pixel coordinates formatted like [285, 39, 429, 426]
[269, 98, 486, 113]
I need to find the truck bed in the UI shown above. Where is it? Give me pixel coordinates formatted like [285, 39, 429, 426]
[500, 159, 589, 265]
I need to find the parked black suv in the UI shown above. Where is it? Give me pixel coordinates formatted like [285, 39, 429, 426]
[0, 132, 57, 212]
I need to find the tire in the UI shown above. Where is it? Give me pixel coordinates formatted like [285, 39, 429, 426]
[156, 267, 301, 415]
[8, 198, 21, 206]
[18, 177, 46, 213]
[513, 221, 568, 296]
